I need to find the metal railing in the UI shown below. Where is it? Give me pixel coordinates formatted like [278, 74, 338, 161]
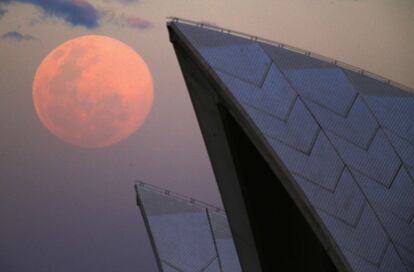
[135, 180, 225, 214]
[167, 16, 414, 94]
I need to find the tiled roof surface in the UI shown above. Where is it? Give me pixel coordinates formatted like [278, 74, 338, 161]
[172, 21, 414, 272]
[135, 182, 242, 272]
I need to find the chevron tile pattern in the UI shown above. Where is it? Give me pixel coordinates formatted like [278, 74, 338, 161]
[384, 129, 414, 169]
[352, 167, 414, 224]
[343, 245, 407, 272]
[293, 170, 365, 226]
[326, 130, 402, 188]
[200, 43, 272, 87]
[303, 96, 379, 149]
[364, 96, 414, 142]
[319, 204, 390, 265]
[284, 68, 358, 116]
[174, 22, 414, 271]
[215, 65, 297, 120]
[215, 68, 321, 154]
[269, 132, 344, 191]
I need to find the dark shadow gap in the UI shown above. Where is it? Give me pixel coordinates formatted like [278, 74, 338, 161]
[218, 105, 338, 272]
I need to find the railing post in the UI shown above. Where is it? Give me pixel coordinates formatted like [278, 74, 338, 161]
[205, 208, 224, 272]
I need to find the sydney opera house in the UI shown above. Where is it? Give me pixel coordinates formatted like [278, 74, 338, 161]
[136, 18, 414, 272]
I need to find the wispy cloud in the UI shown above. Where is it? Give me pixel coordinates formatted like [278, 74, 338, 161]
[1, 0, 152, 30]
[124, 16, 151, 29]
[100, 9, 152, 30]
[102, 0, 139, 4]
[0, 8, 6, 19]
[1, 31, 35, 41]
[1, 0, 99, 28]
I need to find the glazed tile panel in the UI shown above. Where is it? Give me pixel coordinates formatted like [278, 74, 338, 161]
[175, 22, 414, 271]
[136, 184, 242, 272]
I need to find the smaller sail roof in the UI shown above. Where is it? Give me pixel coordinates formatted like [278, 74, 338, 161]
[135, 182, 242, 272]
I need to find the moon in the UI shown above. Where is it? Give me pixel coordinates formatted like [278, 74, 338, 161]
[32, 35, 153, 148]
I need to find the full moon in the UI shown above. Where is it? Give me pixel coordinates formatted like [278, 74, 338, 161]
[32, 35, 153, 148]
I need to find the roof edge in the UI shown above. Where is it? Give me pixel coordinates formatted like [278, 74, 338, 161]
[134, 180, 226, 215]
[167, 16, 414, 94]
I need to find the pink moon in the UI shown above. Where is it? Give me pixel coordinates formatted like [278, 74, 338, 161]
[32, 35, 154, 148]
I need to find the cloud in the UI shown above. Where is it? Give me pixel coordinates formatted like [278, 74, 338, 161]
[117, 0, 139, 3]
[1, 31, 35, 41]
[124, 16, 151, 29]
[0, 8, 6, 19]
[1, 0, 152, 30]
[1, 0, 99, 28]
[102, 0, 139, 4]
[99, 9, 152, 30]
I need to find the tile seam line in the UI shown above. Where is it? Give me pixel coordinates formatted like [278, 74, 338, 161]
[316, 199, 367, 229]
[345, 74, 414, 190]
[346, 78, 414, 270]
[267, 42, 410, 271]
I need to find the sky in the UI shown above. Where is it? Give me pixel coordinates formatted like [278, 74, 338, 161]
[0, 0, 413, 271]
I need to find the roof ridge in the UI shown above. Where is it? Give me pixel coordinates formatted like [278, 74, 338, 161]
[167, 16, 414, 94]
